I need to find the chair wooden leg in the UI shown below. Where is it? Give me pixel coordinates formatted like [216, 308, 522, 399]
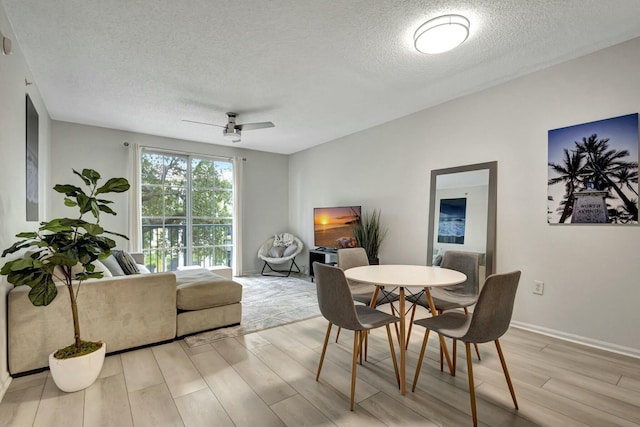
[335, 327, 341, 343]
[465, 342, 478, 427]
[359, 332, 366, 365]
[385, 325, 400, 388]
[452, 339, 457, 376]
[351, 331, 361, 411]
[495, 339, 519, 410]
[316, 322, 332, 381]
[439, 342, 444, 372]
[464, 308, 481, 360]
[405, 303, 418, 350]
[411, 328, 430, 392]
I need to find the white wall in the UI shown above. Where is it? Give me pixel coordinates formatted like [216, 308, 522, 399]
[0, 5, 52, 396]
[290, 37, 640, 356]
[51, 122, 289, 274]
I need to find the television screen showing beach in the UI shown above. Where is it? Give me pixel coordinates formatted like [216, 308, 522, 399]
[314, 206, 361, 248]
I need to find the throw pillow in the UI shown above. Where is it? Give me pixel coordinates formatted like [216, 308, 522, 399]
[136, 264, 151, 274]
[112, 250, 140, 275]
[283, 243, 298, 257]
[273, 233, 295, 247]
[101, 255, 126, 276]
[92, 260, 112, 277]
[273, 233, 286, 247]
[267, 245, 285, 258]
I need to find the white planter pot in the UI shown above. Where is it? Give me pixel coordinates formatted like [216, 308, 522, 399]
[48, 342, 106, 392]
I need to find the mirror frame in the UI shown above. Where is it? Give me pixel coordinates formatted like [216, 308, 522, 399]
[426, 161, 497, 277]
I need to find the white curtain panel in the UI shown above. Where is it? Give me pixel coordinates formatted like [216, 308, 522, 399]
[128, 143, 142, 252]
[233, 156, 244, 276]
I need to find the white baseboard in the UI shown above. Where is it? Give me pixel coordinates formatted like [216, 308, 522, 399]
[511, 321, 640, 360]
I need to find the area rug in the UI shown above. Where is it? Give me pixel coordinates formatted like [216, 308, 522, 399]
[183, 274, 321, 347]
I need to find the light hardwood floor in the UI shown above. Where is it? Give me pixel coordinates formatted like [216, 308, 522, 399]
[1, 311, 639, 427]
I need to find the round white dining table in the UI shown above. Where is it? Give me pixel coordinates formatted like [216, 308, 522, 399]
[344, 264, 466, 395]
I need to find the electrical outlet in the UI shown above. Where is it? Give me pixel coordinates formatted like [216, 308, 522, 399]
[533, 280, 544, 295]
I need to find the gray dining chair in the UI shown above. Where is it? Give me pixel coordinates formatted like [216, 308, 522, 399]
[313, 262, 400, 411]
[335, 248, 400, 347]
[411, 270, 521, 427]
[406, 250, 482, 362]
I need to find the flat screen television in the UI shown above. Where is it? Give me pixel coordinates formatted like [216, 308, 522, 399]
[313, 206, 361, 250]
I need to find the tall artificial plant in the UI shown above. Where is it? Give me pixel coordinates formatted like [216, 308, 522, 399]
[353, 209, 387, 262]
[1, 169, 130, 358]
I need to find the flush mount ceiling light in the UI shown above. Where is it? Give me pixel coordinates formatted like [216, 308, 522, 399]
[414, 14, 470, 54]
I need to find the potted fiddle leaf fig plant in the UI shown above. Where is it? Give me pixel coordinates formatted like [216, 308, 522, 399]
[1, 168, 129, 392]
[353, 208, 387, 265]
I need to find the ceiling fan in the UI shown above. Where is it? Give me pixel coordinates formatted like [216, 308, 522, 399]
[182, 112, 274, 143]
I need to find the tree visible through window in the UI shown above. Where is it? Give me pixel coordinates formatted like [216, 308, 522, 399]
[140, 150, 234, 272]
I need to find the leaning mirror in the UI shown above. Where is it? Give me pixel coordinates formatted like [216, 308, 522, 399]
[427, 161, 497, 283]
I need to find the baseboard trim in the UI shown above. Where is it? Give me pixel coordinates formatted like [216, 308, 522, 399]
[511, 321, 640, 360]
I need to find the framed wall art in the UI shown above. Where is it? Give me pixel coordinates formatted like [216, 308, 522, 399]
[548, 113, 639, 225]
[437, 197, 467, 243]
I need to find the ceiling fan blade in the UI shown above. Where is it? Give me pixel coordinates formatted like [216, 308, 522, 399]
[237, 121, 275, 131]
[181, 119, 225, 128]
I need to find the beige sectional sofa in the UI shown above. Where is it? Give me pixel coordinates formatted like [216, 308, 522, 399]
[7, 260, 242, 375]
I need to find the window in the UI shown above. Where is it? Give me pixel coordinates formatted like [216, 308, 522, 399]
[140, 150, 234, 272]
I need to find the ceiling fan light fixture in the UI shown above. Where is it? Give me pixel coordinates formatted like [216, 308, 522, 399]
[223, 127, 241, 142]
[414, 14, 470, 54]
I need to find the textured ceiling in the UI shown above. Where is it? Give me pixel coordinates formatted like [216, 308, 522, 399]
[3, 0, 640, 154]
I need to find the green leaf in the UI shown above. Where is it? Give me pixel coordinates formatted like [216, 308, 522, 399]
[39, 219, 74, 233]
[53, 184, 82, 196]
[82, 169, 101, 184]
[94, 235, 118, 249]
[28, 279, 58, 306]
[96, 177, 130, 194]
[104, 230, 129, 240]
[1, 240, 33, 257]
[59, 218, 87, 227]
[77, 193, 92, 214]
[72, 169, 91, 186]
[47, 253, 78, 267]
[98, 204, 115, 215]
[90, 200, 100, 219]
[3, 257, 35, 271]
[64, 197, 78, 207]
[81, 223, 104, 235]
[76, 271, 103, 281]
[16, 232, 38, 238]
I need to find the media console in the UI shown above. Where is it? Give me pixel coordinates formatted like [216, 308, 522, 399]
[309, 247, 338, 281]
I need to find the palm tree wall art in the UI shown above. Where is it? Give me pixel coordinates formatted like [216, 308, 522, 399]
[548, 113, 639, 224]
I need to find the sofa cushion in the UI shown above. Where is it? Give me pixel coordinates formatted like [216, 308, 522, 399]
[175, 269, 242, 311]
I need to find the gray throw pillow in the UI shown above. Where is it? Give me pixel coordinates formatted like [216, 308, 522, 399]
[267, 246, 285, 258]
[283, 243, 298, 257]
[432, 254, 443, 266]
[112, 250, 140, 275]
[101, 254, 126, 276]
